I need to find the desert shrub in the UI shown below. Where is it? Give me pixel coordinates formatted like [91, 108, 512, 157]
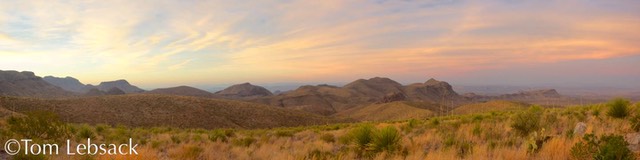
[320, 133, 335, 143]
[606, 98, 630, 118]
[573, 111, 587, 122]
[430, 118, 440, 126]
[6, 111, 68, 141]
[77, 125, 95, 139]
[592, 108, 601, 117]
[571, 134, 634, 160]
[94, 124, 109, 134]
[171, 135, 182, 144]
[209, 129, 231, 142]
[150, 140, 164, 149]
[544, 112, 558, 123]
[401, 119, 419, 132]
[511, 105, 543, 136]
[232, 137, 257, 147]
[472, 124, 482, 137]
[369, 126, 402, 154]
[443, 135, 457, 148]
[105, 126, 132, 144]
[275, 130, 295, 137]
[596, 135, 634, 160]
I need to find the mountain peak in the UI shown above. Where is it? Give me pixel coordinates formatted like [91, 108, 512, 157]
[96, 79, 144, 93]
[215, 83, 273, 98]
[425, 78, 441, 85]
[146, 86, 214, 98]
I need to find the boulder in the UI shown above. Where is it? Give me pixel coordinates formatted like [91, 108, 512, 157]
[625, 132, 640, 152]
[573, 122, 587, 136]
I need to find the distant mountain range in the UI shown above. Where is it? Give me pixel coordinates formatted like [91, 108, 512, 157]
[251, 77, 466, 115]
[0, 70, 593, 128]
[0, 70, 73, 98]
[43, 76, 145, 94]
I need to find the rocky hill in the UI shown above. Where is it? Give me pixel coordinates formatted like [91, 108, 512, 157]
[0, 70, 74, 98]
[252, 77, 464, 116]
[214, 83, 273, 98]
[96, 80, 145, 93]
[147, 86, 215, 98]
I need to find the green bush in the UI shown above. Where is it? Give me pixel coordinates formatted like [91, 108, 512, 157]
[511, 105, 543, 136]
[275, 130, 295, 137]
[320, 133, 335, 143]
[171, 135, 182, 144]
[209, 129, 233, 142]
[606, 98, 630, 118]
[369, 126, 402, 154]
[94, 124, 109, 134]
[596, 135, 634, 160]
[77, 125, 95, 139]
[401, 119, 419, 132]
[342, 124, 404, 157]
[571, 134, 634, 160]
[6, 111, 68, 141]
[345, 124, 375, 152]
[472, 124, 482, 137]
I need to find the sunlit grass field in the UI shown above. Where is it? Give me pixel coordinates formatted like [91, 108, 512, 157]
[1, 99, 639, 160]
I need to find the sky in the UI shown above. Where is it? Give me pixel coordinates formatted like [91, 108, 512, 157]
[0, 0, 639, 89]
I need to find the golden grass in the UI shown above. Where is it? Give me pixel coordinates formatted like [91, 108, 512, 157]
[452, 100, 528, 115]
[3, 102, 640, 159]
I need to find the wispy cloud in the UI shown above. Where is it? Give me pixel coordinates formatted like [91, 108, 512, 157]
[0, 0, 638, 87]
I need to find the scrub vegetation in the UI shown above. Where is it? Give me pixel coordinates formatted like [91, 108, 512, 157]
[0, 98, 638, 159]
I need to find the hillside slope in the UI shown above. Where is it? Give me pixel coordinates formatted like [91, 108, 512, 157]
[335, 101, 435, 121]
[0, 94, 340, 129]
[451, 100, 528, 115]
[0, 70, 74, 98]
[146, 86, 215, 98]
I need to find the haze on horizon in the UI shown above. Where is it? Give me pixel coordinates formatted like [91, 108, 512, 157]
[1, 0, 639, 89]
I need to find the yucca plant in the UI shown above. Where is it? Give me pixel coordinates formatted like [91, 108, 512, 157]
[348, 124, 374, 151]
[606, 98, 630, 118]
[368, 126, 401, 154]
